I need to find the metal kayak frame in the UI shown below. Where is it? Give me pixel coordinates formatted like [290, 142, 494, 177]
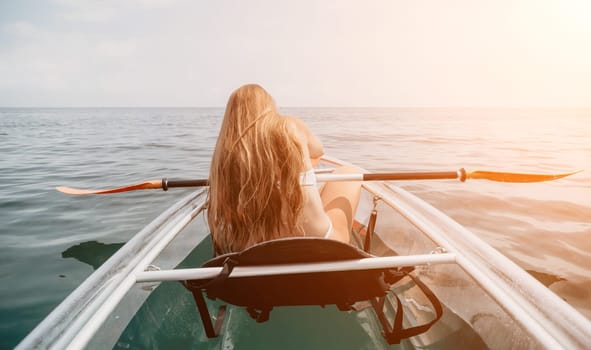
[17, 157, 591, 349]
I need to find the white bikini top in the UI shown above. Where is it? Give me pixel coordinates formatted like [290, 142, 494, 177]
[299, 168, 317, 186]
[299, 168, 332, 238]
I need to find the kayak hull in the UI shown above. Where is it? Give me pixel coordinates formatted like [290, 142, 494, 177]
[17, 157, 591, 349]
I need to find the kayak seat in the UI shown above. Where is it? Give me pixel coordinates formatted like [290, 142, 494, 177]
[183, 237, 441, 344]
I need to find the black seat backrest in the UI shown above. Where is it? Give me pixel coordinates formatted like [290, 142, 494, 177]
[184, 237, 441, 344]
[185, 237, 399, 312]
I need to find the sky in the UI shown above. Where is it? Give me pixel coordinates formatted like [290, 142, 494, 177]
[0, 0, 590, 107]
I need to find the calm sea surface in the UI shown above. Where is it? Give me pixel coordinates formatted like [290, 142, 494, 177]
[1, 107, 590, 348]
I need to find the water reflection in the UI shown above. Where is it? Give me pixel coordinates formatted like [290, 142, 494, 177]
[61, 241, 124, 270]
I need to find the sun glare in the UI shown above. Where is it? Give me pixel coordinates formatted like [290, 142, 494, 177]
[557, 1, 591, 34]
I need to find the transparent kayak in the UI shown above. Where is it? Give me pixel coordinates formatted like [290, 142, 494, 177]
[17, 157, 591, 349]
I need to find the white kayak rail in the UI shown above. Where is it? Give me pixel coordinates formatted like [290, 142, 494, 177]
[365, 180, 591, 350]
[16, 189, 208, 350]
[136, 253, 457, 282]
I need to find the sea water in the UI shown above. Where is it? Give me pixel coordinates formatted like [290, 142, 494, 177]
[1, 107, 590, 348]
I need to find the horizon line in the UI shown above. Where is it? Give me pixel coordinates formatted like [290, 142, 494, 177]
[1, 106, 591, 110]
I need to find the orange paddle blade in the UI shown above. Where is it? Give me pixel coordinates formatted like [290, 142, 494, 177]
[56, 180, 163, 195]
[466, 169, 583, 183]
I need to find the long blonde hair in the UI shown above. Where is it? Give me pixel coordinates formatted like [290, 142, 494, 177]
[207, 84, 305, 254]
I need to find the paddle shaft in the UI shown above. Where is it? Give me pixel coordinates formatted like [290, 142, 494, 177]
[162, 170, 466, 190]
[163, 178, 209, 190]
[356, 170, 465, 182]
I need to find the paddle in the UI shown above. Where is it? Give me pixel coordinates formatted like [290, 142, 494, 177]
[56, 168, 581, 195]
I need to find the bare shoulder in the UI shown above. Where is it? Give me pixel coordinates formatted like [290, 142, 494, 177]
[284, 115, 308, 130]
[283, 115, 324, 159]
[284, 115, 314, 138]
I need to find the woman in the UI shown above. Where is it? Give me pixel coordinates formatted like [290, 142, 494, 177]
[208, 84, 361, 254]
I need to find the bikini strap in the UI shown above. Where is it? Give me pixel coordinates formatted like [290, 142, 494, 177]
[299, 168, 317, 186]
